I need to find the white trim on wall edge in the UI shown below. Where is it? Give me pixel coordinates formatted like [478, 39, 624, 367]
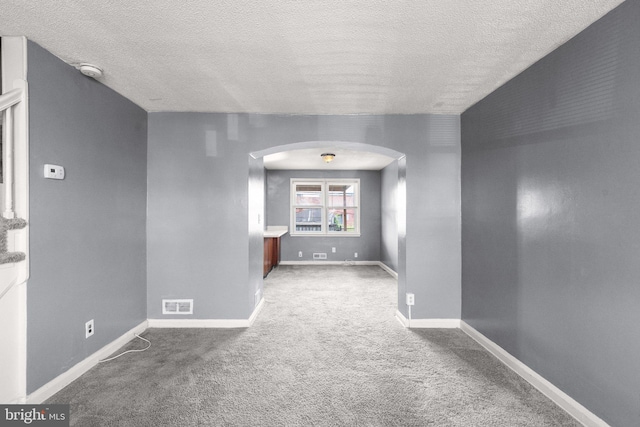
[26, 300, 268, 404]
[279, 261, 398, 279]
[460, 321, 610, 427]
[377, 262, 398, 279]
[148, 298, 265, 329]
[410, 318, 460, 328]
[148, 319, 248, 328]
[26, 320, 148, 404]
[394, 310, 460, 329]
[280, 260, 379, 266]
[395, 310, 409, 327]
[248, 297, 265, 326]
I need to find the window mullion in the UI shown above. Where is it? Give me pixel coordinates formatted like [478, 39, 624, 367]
[321, 181, 327, 234]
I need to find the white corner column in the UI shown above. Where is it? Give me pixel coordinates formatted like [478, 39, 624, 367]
[0, 36, 30, 404]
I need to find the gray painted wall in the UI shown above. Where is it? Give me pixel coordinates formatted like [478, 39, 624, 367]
[146, 113, 253, 319]
[381, 161, 399, 272]
[147, 113, 460, 320]
[27, 42, 147, 393]
[461, 1, 640, 425]
[266, 169, 381, 262]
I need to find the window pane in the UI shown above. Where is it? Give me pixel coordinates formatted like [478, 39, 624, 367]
[328, 184, 355, 207]
[295, 207, 322, 232]
[328, 208, 357, 232]
[295, 184, 322, 206]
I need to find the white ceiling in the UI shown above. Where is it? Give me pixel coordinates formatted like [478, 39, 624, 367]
[264, 147, 395, 170]
[0, 0, 624, 116]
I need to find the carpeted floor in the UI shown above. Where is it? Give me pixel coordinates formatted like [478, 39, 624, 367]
[47, 265, 580, 426]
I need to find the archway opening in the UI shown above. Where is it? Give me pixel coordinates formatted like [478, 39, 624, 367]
[249, 141, 406, 316]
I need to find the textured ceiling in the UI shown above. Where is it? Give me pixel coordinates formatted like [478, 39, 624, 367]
[0, 0, 625, 115]
[264, 147, 395, 170]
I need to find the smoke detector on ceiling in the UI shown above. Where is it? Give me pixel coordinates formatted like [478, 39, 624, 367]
[78, 63, 103, 79]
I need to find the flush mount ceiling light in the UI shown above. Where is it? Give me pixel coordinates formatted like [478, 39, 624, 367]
[78, 63, 103, 79]
[321, 153, 336, 163]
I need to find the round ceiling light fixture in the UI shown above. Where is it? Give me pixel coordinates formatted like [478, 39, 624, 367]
[78, 63, 103, 79]
[321, 153, 336, 163]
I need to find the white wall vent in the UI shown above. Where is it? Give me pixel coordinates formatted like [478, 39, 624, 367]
[162, 299, 193, 315]
[313, 253, 327, 260]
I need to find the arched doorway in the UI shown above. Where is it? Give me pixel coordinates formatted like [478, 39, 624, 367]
[249, 141, 406, 315]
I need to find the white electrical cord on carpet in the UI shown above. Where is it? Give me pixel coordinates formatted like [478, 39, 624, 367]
[98, 334, 151, 363]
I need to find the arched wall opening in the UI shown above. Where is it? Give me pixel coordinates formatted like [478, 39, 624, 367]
[249, 141, 406, 314]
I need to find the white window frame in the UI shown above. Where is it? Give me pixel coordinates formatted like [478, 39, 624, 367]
[290, 178, 360, 237]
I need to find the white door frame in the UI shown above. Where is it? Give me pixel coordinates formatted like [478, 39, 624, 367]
[0, 36, 30, 404]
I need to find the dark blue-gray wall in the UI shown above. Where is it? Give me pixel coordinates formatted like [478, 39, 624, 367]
[461, 1, 640, 425]
[147, 113, 460, 320]
[27, 42, 148, 393]
[266, 169, 381, 262]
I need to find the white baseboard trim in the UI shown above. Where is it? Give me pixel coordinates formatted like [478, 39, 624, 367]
[149, 297, 265, 329]
[279, 260, 398, 279]
[410, 318, 461, 328]
[394, 310, 460, 329]
[148, 318, 252, 328]
[248, 297, 265, 326]
[27, 320, 148, 404]
[26, 302, 268, 404]
[460, 321, 609, 427]
[280, 260, 380, 266]
[377, 262, 398, 279]
[395, 310, 409, 327]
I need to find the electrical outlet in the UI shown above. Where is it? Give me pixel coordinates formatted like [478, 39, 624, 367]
[85, 319, 94, 338]
[298, 251, 303, 258]
[332, 247, 336, 253]
[406, 293, 415, 306]
[354, 252, 358, 258]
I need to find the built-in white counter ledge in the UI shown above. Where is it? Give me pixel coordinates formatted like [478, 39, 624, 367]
[264, 226, 288, 238]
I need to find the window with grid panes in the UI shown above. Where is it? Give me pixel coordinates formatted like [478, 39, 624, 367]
[291, 179, 360, 236]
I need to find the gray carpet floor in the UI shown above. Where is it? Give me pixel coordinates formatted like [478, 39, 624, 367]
[47, 265, 580, 426]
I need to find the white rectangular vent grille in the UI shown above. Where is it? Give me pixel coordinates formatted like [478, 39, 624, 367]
[162, 299, 193, 315]
[313, 253, 327, 260]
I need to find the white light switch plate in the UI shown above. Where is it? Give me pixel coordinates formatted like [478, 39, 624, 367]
[44, 164, 65, 180]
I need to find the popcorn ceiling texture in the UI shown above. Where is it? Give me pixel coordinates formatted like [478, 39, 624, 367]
[0, 0, 625, 114]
